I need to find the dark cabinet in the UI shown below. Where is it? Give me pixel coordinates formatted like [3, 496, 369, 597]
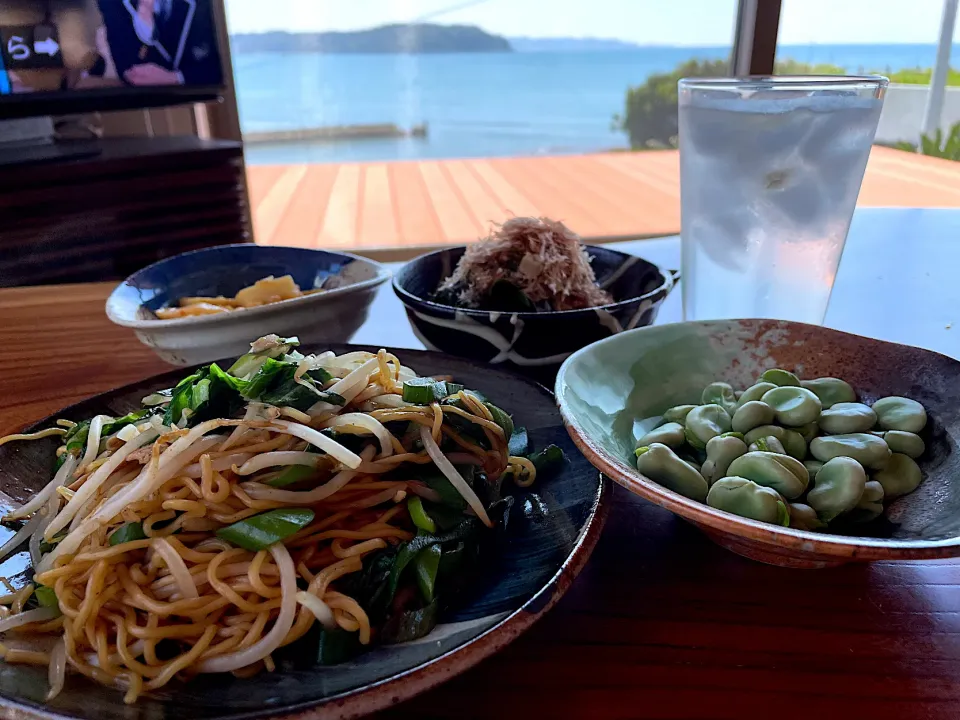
[0, 136, 249, 287]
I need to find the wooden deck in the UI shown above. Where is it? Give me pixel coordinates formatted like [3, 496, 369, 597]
[247, 146, 960, 252]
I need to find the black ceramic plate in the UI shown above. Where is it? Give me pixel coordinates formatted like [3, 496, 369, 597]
[0, 346, 607, 720]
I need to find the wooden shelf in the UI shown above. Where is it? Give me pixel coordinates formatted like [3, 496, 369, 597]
[0, 136, 249, 287]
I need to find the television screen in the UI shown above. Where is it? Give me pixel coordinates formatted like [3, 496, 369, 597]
[0, 0, 224, 117]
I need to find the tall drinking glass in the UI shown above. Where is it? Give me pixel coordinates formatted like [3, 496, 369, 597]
[678, 76, 887, 323]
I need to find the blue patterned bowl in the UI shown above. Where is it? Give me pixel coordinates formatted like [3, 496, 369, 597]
[106, 245, 390, 365]
[393, 245, 677, 384]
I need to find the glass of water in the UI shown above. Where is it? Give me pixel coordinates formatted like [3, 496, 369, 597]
[678, 75, 887, 324]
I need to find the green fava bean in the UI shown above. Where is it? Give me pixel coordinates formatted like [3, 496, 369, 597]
[742, 425, 805, 460]
[635, 443, 709, 502]
[737, 382, 777, 408]
[662, 404, 697, 425]
[727, 451, 809, 500]
[636, 422, 685, 449]
[700, 435, 748, 485]
[743, 425, 786, 445]
[683, 404, 731, 450]
[848, 480, 885, 523]
[706, 477, 789, 526]
[731, 401, 776, 434]
[873, 453, 923, 499]
[788, 503, 827, 531]
[819, 402, 877, 435]
[760, 368, 801, 387]
[803, 459, 824, 477]
[701, 382, 738, 416]
[748, 436, 786, 455]
[882, 430, 925, 459]
[810, 433, 891, 470]
[761, 386, 822, 427]
[795, 421, 820, 443]
[781, 430, 807, 460]
[801, 377, 857, 409]
[806, 456, 866, 522]
[872, 396, 928, 433]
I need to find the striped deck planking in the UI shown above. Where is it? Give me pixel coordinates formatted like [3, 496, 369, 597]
[246, 146, 960, 251]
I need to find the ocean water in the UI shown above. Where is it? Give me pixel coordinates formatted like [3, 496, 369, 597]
[235, 44, 952, 165]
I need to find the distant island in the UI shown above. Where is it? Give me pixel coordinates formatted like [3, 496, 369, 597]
[230, 23, 511, 54]
[507, 37, 642, 52]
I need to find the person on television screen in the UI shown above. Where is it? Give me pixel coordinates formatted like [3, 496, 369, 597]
[97, 0, 221, 86]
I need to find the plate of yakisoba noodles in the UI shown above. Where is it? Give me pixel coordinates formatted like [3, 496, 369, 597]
[0, 335, 606, 719]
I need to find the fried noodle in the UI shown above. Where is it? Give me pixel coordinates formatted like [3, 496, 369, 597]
[0, 345, 519, 704]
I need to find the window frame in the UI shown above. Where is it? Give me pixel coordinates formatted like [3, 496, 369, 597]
[732, 0, 782, 75]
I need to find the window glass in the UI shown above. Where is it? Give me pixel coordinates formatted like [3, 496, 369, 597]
[225, 0, 738, 247]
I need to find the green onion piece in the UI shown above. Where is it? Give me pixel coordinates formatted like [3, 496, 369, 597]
[38, 540, 56, 555]
[59, 420, 92, 467]
[386, 519, 481, 602]
[142, 389, 173, 406]
[307, 367, 334, 385]
[419, 469, 467, 511]
[406, 496, 437, 534]
[380, 599, 439, 644]
[508, 427, 529, 456]
[163, 371, 202, 426]
[413, 544, 442, 603]
[402, 378, 444, 405]
[101, 410, 149, 438]
[267, 465, 317, 488]
[192, 378, 211, 409]
[531, 444, 565, 477]
[484, 403, 514, 439]
[216, 508, 315, 551]
[227, 353, 268, 379]
[423, 502, 465, 532]
[437, 541, 466, 575]
[109, 522, 147, 546]
[401, 378, 465, 405]
[314, 626, 363, 665]
[34, 585, 59, 609]
[228, 338, 300, 377]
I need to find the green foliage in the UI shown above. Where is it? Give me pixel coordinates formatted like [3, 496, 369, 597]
[920, 122, 960, 160]
[614, 58, 846, 150]
[887, 140, 919, 152]
[614, 53, 960, 151]
[773, 59, 845, 75]
[614, 58, 727, 150]
[889, 121, 960, 161]
[886, 67, 960, 87]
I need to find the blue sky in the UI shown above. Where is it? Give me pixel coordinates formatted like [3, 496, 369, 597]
[224, 0, 960, 45]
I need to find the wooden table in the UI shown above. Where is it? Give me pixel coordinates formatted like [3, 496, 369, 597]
[2, 207, 960, 719]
